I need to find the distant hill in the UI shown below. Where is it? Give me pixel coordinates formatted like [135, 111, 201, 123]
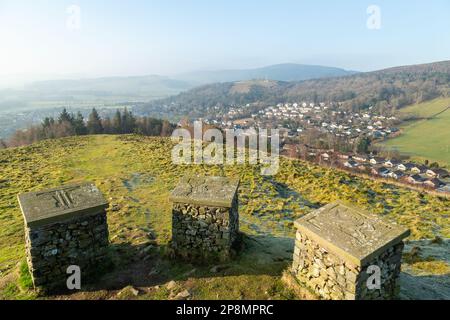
[139, 60, 450, 119]
[24, 75, 193, 100]
[176, 63, 357, 84]
[0, 75, 195, 115]
[0, 64, 357, 113]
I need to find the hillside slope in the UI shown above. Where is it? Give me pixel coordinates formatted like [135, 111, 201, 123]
[0, 63, 356, 114]
[176, 63, 357, 84]
[140, 60, 450, 119]
[381, 98, 450, 166]
[0, 135, 448, 299]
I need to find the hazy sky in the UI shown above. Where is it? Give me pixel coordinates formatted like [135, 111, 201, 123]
[1, 0, 450, 79]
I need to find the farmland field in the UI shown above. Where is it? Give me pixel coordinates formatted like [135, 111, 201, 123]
[382, 98, 450, 167]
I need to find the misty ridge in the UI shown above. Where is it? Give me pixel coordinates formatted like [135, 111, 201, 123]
[140, 60, 450, 120]
[0, 60, 448, 140]
[0, 63, 355, 113]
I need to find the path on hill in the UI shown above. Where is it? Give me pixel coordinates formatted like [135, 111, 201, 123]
[403, 105, 450, 130]
[426, 106, 450, 119]
[382, 103, 450, 166]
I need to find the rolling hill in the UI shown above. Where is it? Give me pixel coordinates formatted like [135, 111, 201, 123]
[0, 75, 194, 114]
[24, 75, 193, 101]
[139, 60, 450, 119]
[0, 63, 357, 113]
[176, 63, 357, 85]
[381, 98, 450, 166]
[0, 135, 448, 299]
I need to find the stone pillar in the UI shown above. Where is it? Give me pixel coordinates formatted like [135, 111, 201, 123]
[18, 183, 109, 292]
[291, 201, 410, 300]
[169, 176, 240, 262]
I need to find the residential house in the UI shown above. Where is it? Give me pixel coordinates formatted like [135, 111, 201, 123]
[371, 167, 390, 177]
[424, 178, 445, 189]
[344, 160, 359, 168]
[388, 170, 405, 179]
[406, 174, 426, 184]
[338, 154, 351, 160]
[397, 163, 415, 171]
[411, 165, 427, 174]
[370, 157, 385, 165]
[372, 131, 384, 139]
[427, 168, 450, 178]
[384, 159, 401, 168]
[353, 155, 368, 162]
[320, 153, 331, 161]
[436, 169, 449, 178]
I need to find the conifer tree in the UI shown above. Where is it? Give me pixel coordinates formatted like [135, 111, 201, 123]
[87, 108, 103, 134]
[58, 108, 74, 124]
[121, 108, 136, 133]
[112, 110, 122, 134]
[73, 112, 88, 135]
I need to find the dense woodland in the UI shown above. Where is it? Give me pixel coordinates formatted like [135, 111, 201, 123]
[139, 60, 450, 119]
[1, 108, 175, 148]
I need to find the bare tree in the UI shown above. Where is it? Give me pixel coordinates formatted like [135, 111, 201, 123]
[0, 139, 7, 149]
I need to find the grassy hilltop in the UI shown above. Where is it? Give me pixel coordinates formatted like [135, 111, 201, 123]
[0, 135, 448, 299]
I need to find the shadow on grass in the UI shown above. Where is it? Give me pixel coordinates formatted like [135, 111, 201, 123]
[399, 238, 450, 300]
[400, 273, 450, 300]
[35, 236, 450, 300]
[61, 232, 295, 294]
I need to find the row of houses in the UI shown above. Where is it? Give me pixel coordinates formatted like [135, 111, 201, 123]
[253, 102, 399, 144]
[205, 101, 399, 148]
[337, 155, 449, 192]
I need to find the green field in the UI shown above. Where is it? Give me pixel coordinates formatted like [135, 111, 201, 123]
[0, 135, 448, 299]
[382, 98, 450, 167]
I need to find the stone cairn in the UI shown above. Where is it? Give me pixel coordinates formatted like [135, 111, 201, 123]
[18, 183, 109, 291]
[291, 201, 410, 300]
[169, 176, 240, 262]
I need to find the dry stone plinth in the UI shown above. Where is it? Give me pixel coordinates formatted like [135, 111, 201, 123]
[291, 201, 410, 300]
[18, 183, 109, 291]
[170, 176, 240, 262]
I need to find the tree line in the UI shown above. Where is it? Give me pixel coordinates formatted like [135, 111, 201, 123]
[2, 108, 176, 148]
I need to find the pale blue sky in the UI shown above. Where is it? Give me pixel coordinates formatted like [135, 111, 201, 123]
[0, 0, 449, 78]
